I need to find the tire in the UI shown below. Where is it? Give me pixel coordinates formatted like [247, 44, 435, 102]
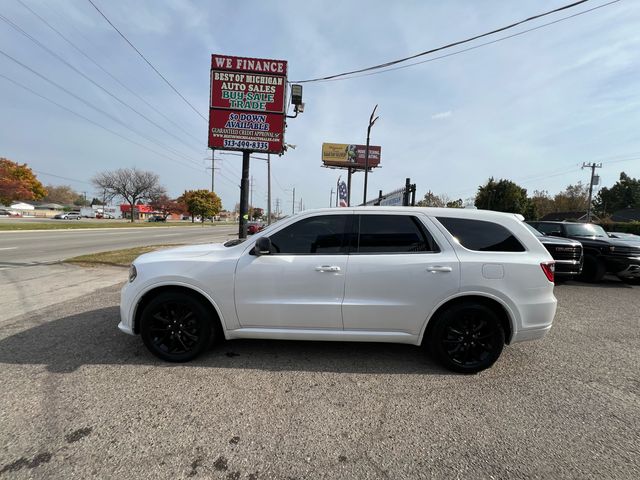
[578, 255, 606, 283]
[140, 292, 214, 362]
[427, 303, 505, 374]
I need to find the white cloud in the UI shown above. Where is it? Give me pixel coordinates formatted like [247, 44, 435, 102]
[431, 111, 452, 120]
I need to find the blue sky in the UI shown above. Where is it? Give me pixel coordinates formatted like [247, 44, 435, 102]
[1, 0, 639, 211]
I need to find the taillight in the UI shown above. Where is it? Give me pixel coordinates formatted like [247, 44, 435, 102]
[541, 261, 555, 283]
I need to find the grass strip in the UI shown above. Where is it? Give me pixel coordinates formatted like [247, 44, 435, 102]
[65, 245, 179, 267]
[0, 221, 234, 231]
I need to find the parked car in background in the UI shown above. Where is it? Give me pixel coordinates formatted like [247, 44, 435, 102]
[147, 216, 167, 222]
[54, 212, 81, 220]
[247, 222, 265, 234]
[528, 221, 640, 283]
[120, 207, 557, 374]
[0, 208, 21, 217]
[524, 223, 583, 280]
[608, 232, 640, 244]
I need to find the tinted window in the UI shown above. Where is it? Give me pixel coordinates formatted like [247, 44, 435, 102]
[357, 215, 438, 253]
[268, 215, 351, 254]
[437, 217, 525, 252]
[536, 223, 563, 236]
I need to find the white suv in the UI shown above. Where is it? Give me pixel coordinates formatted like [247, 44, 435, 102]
[120, 207, 556, 373]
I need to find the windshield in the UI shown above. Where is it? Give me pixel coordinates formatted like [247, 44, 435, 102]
[564, 223, 608, 237]
[524, 223, 543, 237]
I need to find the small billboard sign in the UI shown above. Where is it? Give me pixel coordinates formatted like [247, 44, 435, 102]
[322, 143, 381, 169]
[209, 54, 288, 154]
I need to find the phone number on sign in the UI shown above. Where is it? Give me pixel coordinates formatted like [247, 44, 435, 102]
[223, 139, 269, 150]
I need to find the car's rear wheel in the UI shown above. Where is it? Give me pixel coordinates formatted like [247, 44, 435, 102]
[140, 292, 213, 362]
[428, 303, 505, 374]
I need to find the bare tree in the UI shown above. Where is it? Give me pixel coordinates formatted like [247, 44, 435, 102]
[92, 168, 162, 222]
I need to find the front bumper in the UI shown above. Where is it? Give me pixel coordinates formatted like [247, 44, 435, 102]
[554, 259, 582, 277]
[616, 260, 640, 279]
[118, 283, 136, 335]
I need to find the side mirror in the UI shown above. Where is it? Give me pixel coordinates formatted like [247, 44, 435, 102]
[253, 236, 272, 256]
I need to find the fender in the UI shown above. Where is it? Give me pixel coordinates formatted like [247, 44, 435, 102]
[130, 280, 229, 337]
[417, 290, 517, 345]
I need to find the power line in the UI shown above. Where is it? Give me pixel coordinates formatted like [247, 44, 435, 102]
[0, 73, 203, 172]
[0, 48, 202, 168]
[85, 0, 207, 121]
[0, 11, 202, 157]
[448, 151, 640, 199]
[291, 0, 607, 83]
[313, 1, 619, 84]
[16, 0, 204, 147]
[33, 170, 93, 186]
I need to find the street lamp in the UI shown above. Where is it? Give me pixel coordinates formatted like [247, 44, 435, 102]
[363, 104, 379, 205]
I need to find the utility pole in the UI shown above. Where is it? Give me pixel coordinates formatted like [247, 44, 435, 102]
[299, 198, 303, 212]
[239, 152, 250, 239]
[249, 175, 254, 221]
[583, 162, 602, 222]
[205, 150, 220, 193]
[292, 187, 296, 215]
[330, 188, 334, 207]
[267, 154, 272, 225]
[275, 198, 281, 218]
[363, 104, 379, 205]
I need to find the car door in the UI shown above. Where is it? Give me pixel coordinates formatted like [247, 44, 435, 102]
[234, 213, 353, 329]
[342, 212, 460, 335]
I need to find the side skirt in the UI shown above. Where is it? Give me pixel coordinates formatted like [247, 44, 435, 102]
[226, 328, 420, 345]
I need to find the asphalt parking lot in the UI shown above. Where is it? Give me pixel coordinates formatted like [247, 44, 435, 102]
[0, 279, 638, 479]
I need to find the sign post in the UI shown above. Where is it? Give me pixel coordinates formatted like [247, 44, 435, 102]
[208, 54, 288, 238]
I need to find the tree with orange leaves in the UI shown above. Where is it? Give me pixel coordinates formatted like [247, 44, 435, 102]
[0, 157, 47, 205]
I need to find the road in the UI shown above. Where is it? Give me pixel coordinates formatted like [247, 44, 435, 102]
[0, 280, 638, 479]
[0, 225, 238, 268]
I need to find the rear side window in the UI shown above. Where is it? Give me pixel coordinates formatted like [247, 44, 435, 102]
[436, 217, 525, 252]
[356, 215, 439, 253]
[268, 215, 352, 254]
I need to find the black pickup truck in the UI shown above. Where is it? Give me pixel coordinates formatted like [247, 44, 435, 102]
[527, 221, 640, 283]
[524, 224, 583, 280]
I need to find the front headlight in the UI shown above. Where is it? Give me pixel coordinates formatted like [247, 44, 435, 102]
[128, 264, 137, 283]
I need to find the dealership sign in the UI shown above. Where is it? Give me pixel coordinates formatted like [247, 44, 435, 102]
[321, 143, 382, 168]
[209, 54, 287, 154]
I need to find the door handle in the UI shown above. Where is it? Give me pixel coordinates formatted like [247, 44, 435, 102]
[315, 265, 341, 272]
[426, 265, 452, 273]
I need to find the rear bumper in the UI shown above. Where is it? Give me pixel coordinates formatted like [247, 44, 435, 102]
[511, 294, 557, 344]
[511, 324, 553, 343]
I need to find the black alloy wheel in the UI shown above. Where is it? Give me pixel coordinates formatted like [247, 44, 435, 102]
[140, 292, 213, 362]
[428, 303, 505, 374]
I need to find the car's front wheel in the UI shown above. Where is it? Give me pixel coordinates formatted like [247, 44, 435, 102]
[140, 292, 213, 362]
[427, 302, 505, 374]
[578, 255, 606, 283]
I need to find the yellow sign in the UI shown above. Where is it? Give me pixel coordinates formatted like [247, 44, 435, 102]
[321, 142, 381, 167]
[321, 143, 355, 164]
